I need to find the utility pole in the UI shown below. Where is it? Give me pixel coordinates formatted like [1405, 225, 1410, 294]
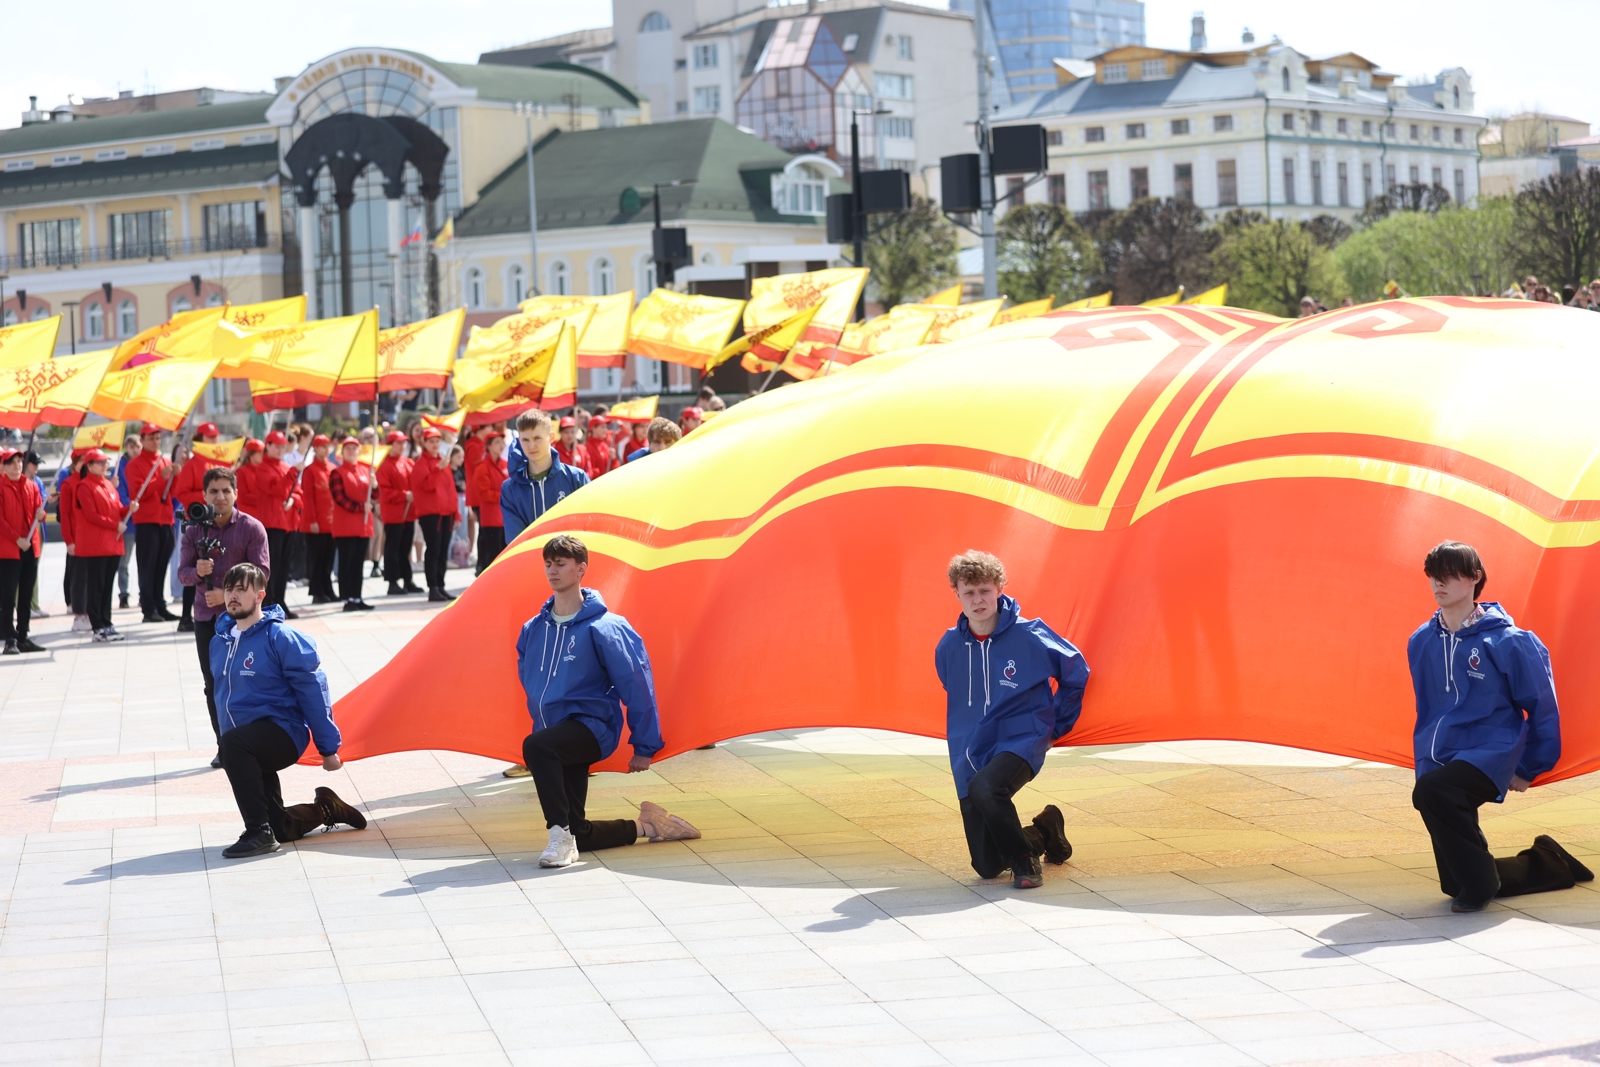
[514, 102, 545, 297]
[975, 0, 997, 300]
[850, 110, 867, 321]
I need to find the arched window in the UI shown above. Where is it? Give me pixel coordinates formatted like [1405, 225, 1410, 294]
[1, 308, 16, 326]
[508, 263, 527, 305]
[84, 302, 105, 341]
[1281, 66, 1290, 92]
[593, 257, 615, 296]
[118, 300, 137, 337]
[550, 260, 570, 296]
[31, 306, 48, 321]
[640, 11, 670, 31]
[638, 255, 657, 292]
[1453, 85, 1461, 108]
[466, 267, 485, 309]
[205, 291, 224, 308]
[172, 295, 192, 314]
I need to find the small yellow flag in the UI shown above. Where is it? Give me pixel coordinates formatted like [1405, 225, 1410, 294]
[433, 217, 454, 249]
[193, 439, 244, 464]
[993, 296, 1055, 324]
[744, 268, 868, 349]
[899, 297, 1005, 344]
[1180, 284, 1229, 306]
[92, 355, 224, 431]
[1058, 292, 1114, 310]
[711, 304, 819, 374]
[0, 316, 63, 369]
[627, 289, 745, 369]
[422, 410, 468, 435]
[379, 308, 465, 392]
[213, 314, 369, 393]
[1140, 288, 1185, 307]
[520, 292, 633, 368]
[73, 421, 126, 452]
[609, 395, 658, 422]
[1383, 279, 1404, 298]
[454, 318, 567, 411]
[923, 283, 964, 306]
[0, 348, 117, 431]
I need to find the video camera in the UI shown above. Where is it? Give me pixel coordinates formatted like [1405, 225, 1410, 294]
[185, 502, 224, 586]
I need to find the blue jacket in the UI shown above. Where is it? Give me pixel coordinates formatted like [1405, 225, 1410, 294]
[516, 588, 663, 760]
[501, 435, 590, 543]
[934, 595, 1089, 798]
[211, 605, 341, 757]
[1408, 602, 1560, 797]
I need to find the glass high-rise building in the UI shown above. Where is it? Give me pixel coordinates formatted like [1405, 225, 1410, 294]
[952, 0, 1146, 99]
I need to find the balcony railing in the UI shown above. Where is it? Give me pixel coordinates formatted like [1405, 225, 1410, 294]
[1, 233, 281, 273]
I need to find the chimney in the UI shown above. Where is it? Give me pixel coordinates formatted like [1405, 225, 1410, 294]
[1190, 12, 1207, 52]
[1241, 27, 1255, 45]
[21, 95, 46, 125]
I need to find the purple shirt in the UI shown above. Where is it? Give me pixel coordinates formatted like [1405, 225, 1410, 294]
[176, 508, 271, 622]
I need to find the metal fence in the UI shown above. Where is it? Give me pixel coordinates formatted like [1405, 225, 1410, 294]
[0, 234, 281, 273]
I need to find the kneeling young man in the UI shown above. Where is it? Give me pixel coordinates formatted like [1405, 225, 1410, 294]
[1410, 541, 1593, 912]
[213, 563, 367, 858]
[936, 551, 1087, 888]
[519, 535, 699, 867]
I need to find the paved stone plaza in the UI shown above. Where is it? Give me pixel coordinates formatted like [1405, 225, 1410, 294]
[3, 546, 1600, 1066]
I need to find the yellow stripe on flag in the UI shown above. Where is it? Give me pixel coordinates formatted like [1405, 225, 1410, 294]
[0, 316, 62, 369]
[379, 308, 464, 392]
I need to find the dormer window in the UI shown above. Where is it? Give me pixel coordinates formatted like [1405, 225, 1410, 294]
[1281, 66, 1291, 91]
[1140, 60, 1166, 80]
[1453, 85, 1461, 108]
[841, 33, 858, 52]
[1103, 63, 1127, 83]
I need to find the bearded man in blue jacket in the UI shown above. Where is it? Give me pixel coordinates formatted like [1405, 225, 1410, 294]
[212, 563, 367, 859]
[1410, 541, 1593, 912]
[935, 551, 1087, 889]
[518, 534, 700, 868]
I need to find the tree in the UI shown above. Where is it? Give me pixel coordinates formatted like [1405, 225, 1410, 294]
[1512, 170, 1600, 287]
[1335, 199, 1516, 301]
[1304, 214, 1354, 249]
[863, 197, 958, 311]
[1359, 183, 1452, 225]
[996, 204, 1100, 303]
[1087, 198, 1216, 303]
[1215, 220, 1347, 316]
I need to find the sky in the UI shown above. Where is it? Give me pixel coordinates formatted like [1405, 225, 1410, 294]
[2, 0, 1592, 130]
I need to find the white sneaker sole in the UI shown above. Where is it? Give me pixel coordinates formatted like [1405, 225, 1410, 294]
[538, 852, 577, 868]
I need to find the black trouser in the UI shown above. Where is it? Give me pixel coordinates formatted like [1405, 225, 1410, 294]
[287, 530, 307, 582]
[1413, 760, 1578, 905]
[418, 514, 453, 592]
[305, 533, 336, 600]
[960, 752, 1046, 879]
[219, 718, 323, 843]
[181, 585, 195, 622]
[383, 521, 415, 585]
[64, 553, 88, 615]
[0, 549, 37, 641]
[476, 525, 505, 574]
[335, 536, 368, 601]
[83, 555, 118, 631]
[522, 719, 637, 852]
[264, 528, 289, 608]
[195, 616, 219, 741]
[134, 523, 175, 614]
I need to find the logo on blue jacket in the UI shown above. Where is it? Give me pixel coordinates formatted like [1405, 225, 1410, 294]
[1468, 648, 1481, 670]
[1000, 659, 1018, 688]
[241, 651, 256, 676]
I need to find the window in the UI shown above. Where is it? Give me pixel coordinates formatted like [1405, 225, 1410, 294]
[1453, 85, 1461, 108]
[771, 174, 827, 215]
[1102, 63, 1127, 83]
[1282, 157, 1296, 204]
[593, 257, 616, 296]
[1217, 160, 1237, 206]
[640, 11, 669, 31]
[841, 33, 859, 52]
[1125, 123, 1145, 139]
[1140, 59, 1166, 80]
[1383, 122, 1396, 138]
[16, 218, 82, 268]
[1173, 163, 1193, 202]
[1409, 123, 1419, 140]
[1409, 165, 1420, 184]
[693, 43, 718, 69]
[1170, 118, 1189, 136]
[550, 261, 570, 296]
[142, 143, 174, 157]
[1213, 114, 1233, 132]
[508, 264, 527, 305]
[1454, 168, 1466, 204]
[635, 357, 663, 394]
[1, 309, 14, 326]
[1337, 162, 1349, 206]
[1311, 160, 1323, 205]
[1385, 163, 1396, 191]
[1432, 125, 1442, 142]
[1005, 176, 1025, 207]
[1282, 112, 1294, 131]
[1088, 170, 1109, 211]
[1130, 166, 1149, 201]
[110, 209, 173, 259]
[95, 148, 127, 162]
[1084, 126, 1105, 143]
[1336, 117, 1348, 134]
[1310, 111, 1322, 132]
[1047, 173, 1065, 205]
[881, 116, 914, 140]
[206, 379, 229, 413]
[465, 268, 484, 309]
[1362, 120, 1373, 137]
[30, 306, 48, 322]
[206, 291, 223, 308]
[84, 302, 104, 341]
[1362, 162, 1373, 204]
[874, 72, 913, 100]
[1046, 128, 1062, 146]
[3, 159, 34, 172]
[1281, 66, 1291, 91]
[240, 132, 276, 146]
[693, 86, 721, 113]
[896, 35, 913, 60]
[191, 137, 224, 151]
[201, 201, 264, 251]
[1454, 127, 1464, 145]
[675, 59, 686, 70]
[51, 153, 82, 167]
[118, 300, 137, 337]
[675, 101, 688, 114]
[172, 295, 192, 314]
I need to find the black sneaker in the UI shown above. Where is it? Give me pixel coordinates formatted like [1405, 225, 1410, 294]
[222, 826, 280, 858]
[314, 786, 368, 831]
[342, 600, 374, 612]
[1031, 805, 1073, 865]
[118, 594, 130, 610]
[1536, 834, 1595, 882]
[369, 563, 382, 578]
[427, 589, 451, 602]
[16, 637, 44, 653]
[1451, 896, 1490, 913]
[141, 614, 162, 624]
[177, 618, 195, 633]
[2, 640, 16, 655]
[402, 582, 425, 594]
[387, 583, 406, 596]
[157, 607, 181, 622]
[1013, 853, 1043, 889]
[210, 754, 223, 769]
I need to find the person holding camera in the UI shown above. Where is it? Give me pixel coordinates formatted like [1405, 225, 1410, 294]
[209, 562, 366, 859]
[177, 467, 270, 769]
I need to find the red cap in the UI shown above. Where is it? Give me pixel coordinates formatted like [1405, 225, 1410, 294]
[140, 422, 162, 436]
[385, 431, 407, 444]
[558, 416, 576, 429]
[311, 434, 331, 447]
[340, 436, 360, 448]
[264, 430, 288, 445]
[587, 415, 607, 428]
[82, 448, 108, 464]
[484, 429, 504, 441]
[244, 438, 265, 453]
[420, 427, 442, 440]
[197, 421, 220, 437]
[681, 406, 703, 420]
[0, 449, 19, 464]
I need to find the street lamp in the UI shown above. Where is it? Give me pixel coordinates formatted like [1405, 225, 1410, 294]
[850, 107, 892, 320]
[513, 101, 548, 297]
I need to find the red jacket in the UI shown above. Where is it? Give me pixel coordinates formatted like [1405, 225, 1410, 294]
[253, 457, 296, 531]
[408, 451, 456, 517]
[73, 473, 130, 557]
[582, 437, 616, 478]
[463, 433, 486, 507]
[300, 458, 334, 534]
[376, 453, 414, 524]
[617, 430, 648, 465]
[235, 459, 265, 521]
[329, 462, 374, 538]
[471, 456, 508, 526]
[122, 450, 175, 526]
[172, 453, 223, 511]
[0, 476, 43, 559]
[555, 441, 588, 476]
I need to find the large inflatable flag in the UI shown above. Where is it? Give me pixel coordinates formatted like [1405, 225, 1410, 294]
[0, 348, 116, 430]
[325, 299, 1600, 786]
[0, 317, 62, 368]
[626, 289, 744, 369]
[994, 296, 1055, 325]
[378, 309, 464, 392]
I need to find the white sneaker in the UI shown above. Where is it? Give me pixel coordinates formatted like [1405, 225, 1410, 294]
[30, 608, 46, 620]
[71, 615, 91, 633]
[93, 628, 125, 643]
[538, 825, 578, 868]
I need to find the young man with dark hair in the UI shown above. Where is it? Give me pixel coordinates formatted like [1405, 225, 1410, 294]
[500, 409, 590, 544]
[518, 534, 699, 867]
[935, 550, 1086, 889]
[211, 562, 366, 858]
[1409, 540, 1593, 912]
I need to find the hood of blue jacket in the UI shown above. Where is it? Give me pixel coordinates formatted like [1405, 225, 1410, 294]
[501, 434, 591, 542]
[214, 603, 286, 639]
[955, 594, 1021, 641]
[506, 435, 561, 486]
[536, 587, 611, 626]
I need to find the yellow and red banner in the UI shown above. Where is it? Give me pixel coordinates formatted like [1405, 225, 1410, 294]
[378, 309, 465, 392]
[710, 305, 819, 375]
[72, 421, 126, 453]
[0, 316, 62, 369]
[93, 355, 223, 430]
[521, 292, 632, 369]
[111, 307, 225, 371]
[923, 283, 963, 306]
[454, 318, 568, 411]
[214, 313, 368, 392]
[1181, 284, 1228, 306]
[1059, 292, 1113, 310]
[608, 395, 658, 423]
[900, 297, 1004, 345]
[0, 348, 117, 430]
[626, 289, 744, 370]
[744, 267, 867, 350]
[422, 410, 467, 436]
[194, 439, 245, 465]
[834, 311, 935, 365]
